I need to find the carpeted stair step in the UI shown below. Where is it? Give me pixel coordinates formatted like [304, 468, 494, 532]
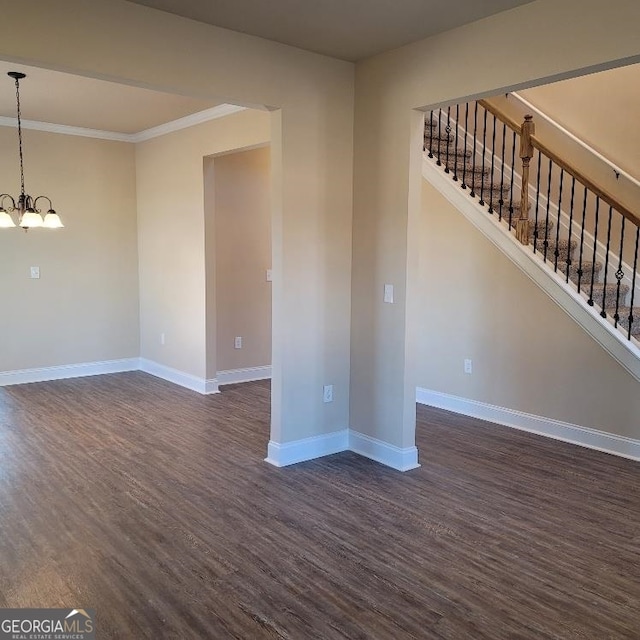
[554, 260, 603, 285]
[425, 130, 455, 144]
[587, 282, 629, 306]
[428, 146, 472, 161]
[612, 307, 640, 334]
[529, 219, 554, 241]
[445, 157, 489, 177]
[467, 178, 509, 200]
[531, 237, 576, 262]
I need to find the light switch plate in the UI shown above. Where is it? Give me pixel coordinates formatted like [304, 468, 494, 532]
[383, 283, 394, 304]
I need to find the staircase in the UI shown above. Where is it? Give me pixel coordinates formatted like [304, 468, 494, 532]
[424, 103, 640, 343]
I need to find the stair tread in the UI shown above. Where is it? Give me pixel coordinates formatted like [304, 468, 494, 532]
[593, 282, 630, 295]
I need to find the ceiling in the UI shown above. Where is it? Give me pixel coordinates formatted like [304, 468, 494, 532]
[0, 0, 534, 132]
[126, 0, 535, 61]
[0, 61, 222, 134]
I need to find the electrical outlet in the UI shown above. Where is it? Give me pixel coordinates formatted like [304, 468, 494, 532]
[30, 266, 40, 279]
[234, 336, 242, 349]
[266, 269, 273, 282]
[464, 358, 473, 374]
[160, 332, 166, 346]
[323, 385, 333, 403]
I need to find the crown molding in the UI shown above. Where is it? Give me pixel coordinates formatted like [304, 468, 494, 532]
[0, 116, 131, 141]
[0, 103, 247, 143]
[131, 104, 246, 142]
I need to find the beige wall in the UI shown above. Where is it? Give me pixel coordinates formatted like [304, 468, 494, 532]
[1, 0, 354, 447]
[352, 0, 640, 449]
[136, 109, 271, 380]
[519, 64, 640, 183]
[418, 179, 640, 439]
[207, 146, 272, 373]
[5, 0, 640, 453]
[0, 127, 139, 372]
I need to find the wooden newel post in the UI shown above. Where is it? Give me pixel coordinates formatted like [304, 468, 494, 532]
[516, 114, 535, 245]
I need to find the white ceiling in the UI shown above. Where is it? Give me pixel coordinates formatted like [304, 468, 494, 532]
[126, 0, 535, 61]
[0, 61, 222, 134]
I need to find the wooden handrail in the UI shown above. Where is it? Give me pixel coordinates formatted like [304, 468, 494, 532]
[530, 136, 640, 229]
[478, 99, 522, 136]
[479, 98, 640, 233]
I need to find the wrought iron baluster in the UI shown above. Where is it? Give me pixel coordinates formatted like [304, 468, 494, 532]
[453, 104, 460, 181]
[614, 217, 625, 327]
[600, 206, 613, 317]
[543, 158, 553, 263]
[566, 177, 576, 282]
[508, 131, 516, 229]
[479, 107, 488, 206]
[628, 226, 640, 340]
[498, 122, 506, 221]
[427, 110, 434, 158]
[588, 196, 600, 306]
[437, 108, 443, 166]
[461, 103, 469, 190]
[533, 150, 542, 253]
[553, 169, 564, 272]
[488, 114, 497, 214]
[444, 106, 451, 173]
[470, 102, 479, 197]
[577, 188, 588, 294]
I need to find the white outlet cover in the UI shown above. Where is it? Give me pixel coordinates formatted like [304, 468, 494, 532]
[30, 266, 40, 279]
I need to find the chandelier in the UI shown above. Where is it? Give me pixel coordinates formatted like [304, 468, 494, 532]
[0, 71, 63, 230]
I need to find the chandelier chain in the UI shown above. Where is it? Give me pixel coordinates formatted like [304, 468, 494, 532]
[14, 75, 25, 197]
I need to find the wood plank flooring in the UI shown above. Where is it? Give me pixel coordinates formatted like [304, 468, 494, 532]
[0, 372, 639, 638]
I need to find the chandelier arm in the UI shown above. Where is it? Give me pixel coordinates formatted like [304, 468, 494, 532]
[32, 195, 53, 213]
[0, 194, 17, 210]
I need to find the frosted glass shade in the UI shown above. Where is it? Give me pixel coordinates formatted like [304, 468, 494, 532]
[43, 211, 64, 228]
[0, 210, 16, 228]
[20, 210, 44, 228]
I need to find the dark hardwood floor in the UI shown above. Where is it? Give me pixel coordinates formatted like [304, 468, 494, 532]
[0, 372, 639, 639]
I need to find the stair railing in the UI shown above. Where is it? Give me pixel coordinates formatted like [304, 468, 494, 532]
[425, 99, 640, 343]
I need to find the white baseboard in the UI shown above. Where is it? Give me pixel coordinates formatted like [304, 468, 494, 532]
[139, 358, 219, 395]
[265, 429, 349, 467]
[0, 358, 139, 387]
[349, 430, 421, 471]
[217, 365, 271, 385]
[417, 387, 640, 462]
[265, 428, 420, 471]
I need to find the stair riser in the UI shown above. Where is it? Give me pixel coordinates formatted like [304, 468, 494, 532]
[613, 310, 640, 334]
[530, 242, 575, 263]
[468, 184, 510, 200]
[588, 284, 630, 307]
[555, 262, 602, 286]
[445, 160, 488, 177]
[427, 145, 472, 160]
[425, 133, 454, 144]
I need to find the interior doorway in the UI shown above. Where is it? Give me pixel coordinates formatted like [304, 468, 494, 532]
[203, 145, 272, 389]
